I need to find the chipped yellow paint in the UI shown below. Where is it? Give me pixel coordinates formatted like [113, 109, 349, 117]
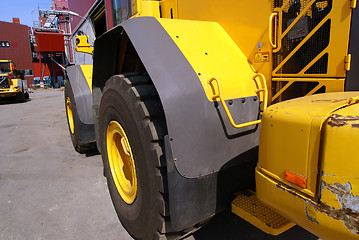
[257, 91, 359, 239]
[256, 167, 359, 240]
[318, 101, 359, 236]
[319, 186, 342, 210]
[321, 102, 359, 197]
[259, 92, 359, 197]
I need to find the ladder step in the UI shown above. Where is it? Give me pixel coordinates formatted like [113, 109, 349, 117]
[231, 190, 295, 235]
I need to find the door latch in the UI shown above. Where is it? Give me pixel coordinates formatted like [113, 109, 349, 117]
[345, 54, 352, 71]
[351, 0, 357, 9]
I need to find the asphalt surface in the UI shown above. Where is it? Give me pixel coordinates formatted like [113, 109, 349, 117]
[0, 88, 319, 240]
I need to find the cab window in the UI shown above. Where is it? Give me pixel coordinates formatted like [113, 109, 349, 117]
[112, 0, 138, 26]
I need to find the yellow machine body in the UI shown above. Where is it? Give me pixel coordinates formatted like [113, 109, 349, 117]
[0, 83, 21, 97]
[136, 0, 273, 103]
[256, 92, 359, 239]
[155, 0, 353, 103]
[142, 3, 357, 237]
[69, 0, 358, 238]
[157, 18, 262, 102]
[77, 0, 355, 104]
[0, 60, 24, 98]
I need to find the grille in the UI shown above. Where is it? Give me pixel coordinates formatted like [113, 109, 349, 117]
[273, 0, 332, 75]
[0, 76, 10, 89]
[272, 81, 326, 103]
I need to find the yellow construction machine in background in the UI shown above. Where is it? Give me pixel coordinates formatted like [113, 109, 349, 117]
[0, 60, 29, 102]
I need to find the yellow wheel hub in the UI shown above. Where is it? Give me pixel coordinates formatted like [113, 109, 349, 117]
[66, 97, 75, 134]
[106, 121, 138, 204]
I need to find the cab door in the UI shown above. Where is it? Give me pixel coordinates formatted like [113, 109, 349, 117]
[269, 0, 354, 103]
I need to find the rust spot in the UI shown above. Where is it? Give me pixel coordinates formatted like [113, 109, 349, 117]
[276, 182, 359, 235]
[328, 120, 347, 127]
[327, 114, 359, 128]
[316, 182, 359, 235]
[276, 184, 309, 202]
[351, 123, 359, 129]
[305, 203, 318, 224]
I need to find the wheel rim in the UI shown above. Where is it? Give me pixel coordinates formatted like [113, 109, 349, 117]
[106, 121, 138, 204]
[66, 97, 75, 134]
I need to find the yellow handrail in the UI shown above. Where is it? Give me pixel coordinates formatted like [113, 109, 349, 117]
[208, 74, 268, 129]
[269, 12, 278, 49]
[352, 0, 357, 8]
[252, 73, 268, 111]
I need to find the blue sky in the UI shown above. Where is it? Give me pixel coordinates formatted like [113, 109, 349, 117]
[0, 0, 51, 27]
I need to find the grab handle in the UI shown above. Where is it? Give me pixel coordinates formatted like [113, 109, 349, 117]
[252, 73, 268, 111]
[269, 12, 278, 49]
[208, 76, 267, 129]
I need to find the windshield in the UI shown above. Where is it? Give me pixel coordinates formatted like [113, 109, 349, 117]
[0, 62, 11, 74]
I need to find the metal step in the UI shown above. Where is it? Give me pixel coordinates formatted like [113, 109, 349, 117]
[231, 190, 295, 235]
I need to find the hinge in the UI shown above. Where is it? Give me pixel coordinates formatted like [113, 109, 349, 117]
[351, 0, 357, 9]
[345, 54, 352, 71]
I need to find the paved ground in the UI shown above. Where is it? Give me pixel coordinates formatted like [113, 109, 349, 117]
[0, 88, 319, 240]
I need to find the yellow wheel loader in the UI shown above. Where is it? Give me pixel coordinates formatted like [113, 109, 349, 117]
[0, 60, 29, 102]
[65, 0, 359, 239]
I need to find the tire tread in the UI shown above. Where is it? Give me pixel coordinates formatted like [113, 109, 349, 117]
[125, 74, 172, 238]
[101, 73, 176, 239]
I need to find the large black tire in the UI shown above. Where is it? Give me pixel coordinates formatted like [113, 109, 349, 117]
[24, 92, 30, 100]
[16, 92, 25, 102]
[64, 81, 96, 153]
[99, 73, 172, 240]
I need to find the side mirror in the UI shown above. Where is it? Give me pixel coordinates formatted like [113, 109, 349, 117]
[75, 35, 94, 54]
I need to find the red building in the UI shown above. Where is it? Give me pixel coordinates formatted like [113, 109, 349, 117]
[32, 0, 73, 87]
[31, 29, 66, 87]
[68, 0, 97, 31]
[0, 20, 33, 85]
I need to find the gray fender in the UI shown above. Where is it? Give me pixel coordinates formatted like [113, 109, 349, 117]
[94, 17, 260, 178]
[122, 17, 260, 178]
[66, 65, 94, 125]
[93, 17, 260, 230]
[66, 65, 96, 144]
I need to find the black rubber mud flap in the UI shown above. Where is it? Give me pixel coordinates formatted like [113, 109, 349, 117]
[64, 81, 96, 153]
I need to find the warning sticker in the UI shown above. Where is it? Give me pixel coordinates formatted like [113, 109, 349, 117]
[254, 52, 269, 63]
